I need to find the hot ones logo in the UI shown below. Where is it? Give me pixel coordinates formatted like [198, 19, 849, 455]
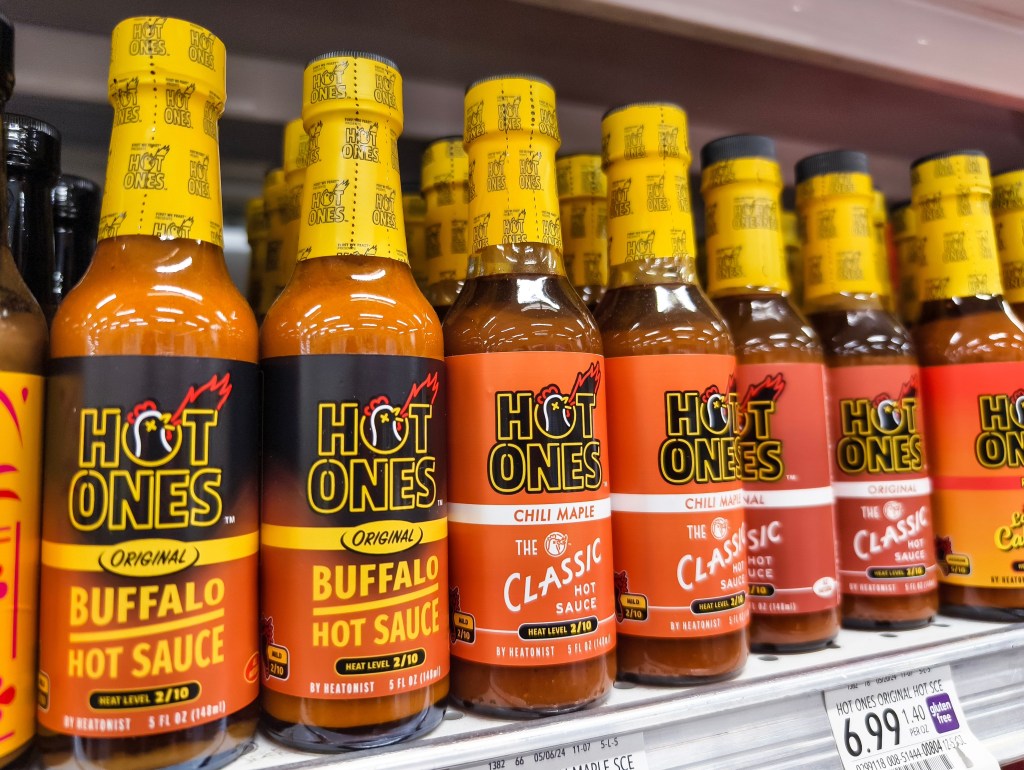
[306, 373, 439, 514]
[124, 145, 170, 191]
[975, 389, 1024, 469]
[113, 77, 140, 125]
[68, 375, 233, 532]
[488, 363, 602, 494]
[734, 374, 785, 482]
[129, 18, 166, 57]
[309, 60, 348, 103]
[836, 378, 924, 474]
[660, 383, 739, 484]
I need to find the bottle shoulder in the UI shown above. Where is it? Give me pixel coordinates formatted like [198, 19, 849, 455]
[914, 298, 1024, 366]
[52, 237, 257, 362]
[714, 293, 823, 365]
[261, 255, 443, 359]
[597, 283, 733, 358]
[808, 306, 915, 366]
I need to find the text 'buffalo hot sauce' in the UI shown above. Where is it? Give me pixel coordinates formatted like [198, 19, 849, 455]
[444, 74, 614, 715]
[421, 136, 469, 320]
[992, 168, 1024, 320]
[38, 17, 259, 770]
[912, 151, 1024, 621]
[557, 154, 608, 311]
[597, 104, 748, 683]
[701, 135, 839, 652]
[259, 52, 447, 749]
[797, 151, 938, 629]
[0, 14, 48, 768]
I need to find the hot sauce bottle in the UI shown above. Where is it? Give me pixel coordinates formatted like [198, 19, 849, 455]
[52, 175, 102, 303]
[701, 135, 839, 652]
[0, 14, 47, 768]
[421, 136, 469, 320]
[871, 189, 897, 314]
[259, 167, 286, 317]
[890, 200, 920, 327]
[244, 197, 268, 311]
[260, 51, 447, 749]
[597, 104, 748, 683]
[797, 150, 938, 629]
[556, 154, 607, 311]
[38, 17, 259, 769]
[782, 210, 803, 310]
[403, 192, 428, 291]
[912, 151, 1024, 621]
[992, 168, 1024, 320]
[445, 74, 614, 715]
[273, 117, 307, 299]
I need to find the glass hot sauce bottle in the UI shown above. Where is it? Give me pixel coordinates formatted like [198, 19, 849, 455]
[271, 117, 307, 301]
[445, 74, 615, 715]
[260, 51, 447, 749]
[0, 13, 48, 769]
[598, 104, 748, 683]
[701, 134, 840, 652]
[258, 167, 286, 318]
[556, 154, 608, 311]
[37, 17, 259, 770]
[244, 196, 268, 311]
[890, 200, 920, 328]
[421, 136, 469, 320]
[912, 151, 1024, 621]
[992, 168, 1024, 321]
[797, 150, 938, 630]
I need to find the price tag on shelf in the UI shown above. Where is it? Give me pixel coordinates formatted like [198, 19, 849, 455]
[465, 732, 648, 770]
[823, 664, 998, 770]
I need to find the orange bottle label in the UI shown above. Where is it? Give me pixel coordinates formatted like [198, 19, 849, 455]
[828, 365, 938, 596]
[0, 371, 43, 757]
[922, 361, 1024, 588]
[606, 355, 749, 639]
[447, 352, 614, 666]
[735, 362, 840, 615]
[260, 356, 448, 698]
[37, 358, 259, 737]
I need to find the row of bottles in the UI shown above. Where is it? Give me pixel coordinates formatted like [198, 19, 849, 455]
[3, 13, 1024, 770]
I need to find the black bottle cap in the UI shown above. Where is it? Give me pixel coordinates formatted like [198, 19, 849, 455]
[910, 148, 987, 170]
[307, 50, 398, 72]
[53, 174, 101, 222]
[795, 150, 869, 184]
[700, 134, 776, 169]
[0, 12, 12, 103]
[5, 113, 61, 176]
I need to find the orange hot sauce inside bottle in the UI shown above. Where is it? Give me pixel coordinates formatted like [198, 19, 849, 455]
[913, 151, 1024, 621]
[260, 51, 447, 749]
[0, 14, 47, 768]
[445, 74, 615, 715]
[421, 136, 469, 320]
[598, 104, 748, 683]
[797, 150, 937, 630]
[701, 134, 840, 652]
[38, 17, 259, 770]
[557, 154, 607, 311]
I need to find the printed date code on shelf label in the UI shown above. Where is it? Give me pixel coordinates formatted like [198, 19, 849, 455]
[823, 664, 997, 770]
[467, 732, 648, 770]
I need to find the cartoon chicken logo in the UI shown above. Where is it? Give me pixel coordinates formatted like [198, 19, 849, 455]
[736, 373, 785, 436]
[701, 381, 733, 433]
[534, 362, 601, 439]
[871, 377, 917, 432]
[360, 372, 440, 453]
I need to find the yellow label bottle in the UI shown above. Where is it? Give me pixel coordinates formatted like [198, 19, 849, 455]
[890, 200, 920, 326]
[781, 209, 803, 309]
[992, 168, 1024, 319]
[421, 136, 469, 319]
[404, 192, 428, 289]
[872, 189, 896, 312]
[275, 117, 307, 295]
[260, 167, 287, 316]
[556, 153, 607, 310]
[245, 196, 268, 310]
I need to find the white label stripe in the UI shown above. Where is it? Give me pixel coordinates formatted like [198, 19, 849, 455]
[611, 490, 742, 514]
[832, 478, 932, 499]
[448, 498, 611, 525]
[743, 486, 835, 508]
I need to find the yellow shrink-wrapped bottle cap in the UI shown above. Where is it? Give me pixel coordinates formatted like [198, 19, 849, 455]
[246, 197, 267, 238]
[422, 136, 469, 191]
[463, 74, 560, 147]
[601, 102, 688, 167]
[283, 117, 308, 175]
[302, 50, 402, 132]
[992, 168, 1024, 214]
[557, 154, 606, 200]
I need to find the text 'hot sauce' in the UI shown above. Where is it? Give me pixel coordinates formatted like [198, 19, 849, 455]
[0, 14, 47, 767]
[38, 17, 259, 770]
[797, 150, 937, 629]
[421, 136, 470, 320]
[259, 51, 447, 749]
[557, 154, 608, 311]
[702, 134, 840, 652]
[597, 104, 748, 683]
[444, 74, 615, 715]
[912, 151, 1024, 621]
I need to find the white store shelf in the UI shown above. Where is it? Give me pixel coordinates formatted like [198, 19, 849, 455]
[235, 617, 1024, 769]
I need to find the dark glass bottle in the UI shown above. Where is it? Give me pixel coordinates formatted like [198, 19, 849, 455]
[52, 174, 101, 301]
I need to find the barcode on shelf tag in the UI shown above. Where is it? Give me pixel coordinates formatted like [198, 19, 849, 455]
[465, 732, 648, 770]
[822, 664, 998, 770]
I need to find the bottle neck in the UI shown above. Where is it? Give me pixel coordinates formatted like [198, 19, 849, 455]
[468, 242, 564, 278]
[7, 168, 57, 316]
[100, 78, 223, 247]
[701, 160, 788, 297]
[298, 113, 406, 263]
[425, 180, 470, 286]
[559, 194, 607, 290]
